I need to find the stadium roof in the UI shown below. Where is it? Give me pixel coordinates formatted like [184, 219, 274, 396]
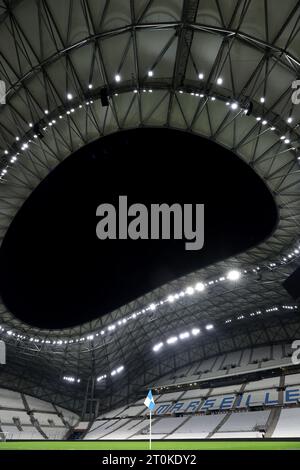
[0, 0, 300, 413]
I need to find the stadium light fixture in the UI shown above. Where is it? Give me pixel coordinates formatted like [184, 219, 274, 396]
[227, 269, 241, 281]
[166, 336, 178, 345]
[67, 93, 73, 100]
[179, 332, 190, 340]
[148, 70, 153, 77]
[260, 97, 265, 103]
[153, 342, 163, 352]
[287, 117, 293, 123]
[88, 83, 93, 89]
[167, 294, 175, 303]
[186, 286, 194, 295]
[216, 77, 223, 85]
[230, 102, 238, 110]
[115, 74, 121, 82]
[206, 324, 214, 330]
[191, 328, 200, 336]
[195, 282, 205, 292]
[198, 73, 204, 80]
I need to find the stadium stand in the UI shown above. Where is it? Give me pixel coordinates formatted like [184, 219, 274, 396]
[0, 387, 79, 440]
[82, 365, 300, 440]
[156, 345, 293, 387]
[272, 409, 300, 437]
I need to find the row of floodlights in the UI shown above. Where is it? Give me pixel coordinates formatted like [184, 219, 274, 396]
[97, 365, 124, 382]
[225, 304, 297, 325]
[2, 76, 297, 165]
[0, 270, 241, 344]
[1, 268, 298, 347]
[152, 325, 213, 353]
[1, 89, 298, 181]
[63, 376, 80, 383]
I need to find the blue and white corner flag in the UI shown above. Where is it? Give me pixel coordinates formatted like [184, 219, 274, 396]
[144, 389, 155, 411]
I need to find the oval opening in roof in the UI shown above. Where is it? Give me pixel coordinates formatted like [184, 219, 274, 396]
[0, 128, 277, 329]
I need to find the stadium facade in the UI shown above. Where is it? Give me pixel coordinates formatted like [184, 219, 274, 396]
[0, 0, 300, 441]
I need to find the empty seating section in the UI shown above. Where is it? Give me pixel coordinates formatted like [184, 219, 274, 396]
[272, 408, 300, 437]
[210, 385, 241, 396]
[151, 417, 188, 434]
[0, 387, 79, 440]
[212, 432, 263, 438]
[250, 346, 271, 363]
[181, 388, 210, 399]
[284, 373, 300, 386]
[119, 405, 146, 417]
[43, 427, 68, 440]
[1, 424, 42, 440]
[221, 350, 242, 369]
[85, 419, 130, 440]
[56, 407, 79, 427]
[33, 412, 64, 426]
[101, 406, 128, 419]
[25, 395, 55, 412]
[218, 411, 270, 432]
[103, 419, 150, 439]
[0, 388, 23, 408]
[272, 344, 283, 360]
[156, 345, 293, 387]
[171, 415, 224, 438]
[156, 392, 184, 403]
[244, 377, 280, 391]
[0, 410, 32, 425]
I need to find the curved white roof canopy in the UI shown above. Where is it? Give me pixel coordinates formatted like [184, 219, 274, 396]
[0, 1, 300, 410]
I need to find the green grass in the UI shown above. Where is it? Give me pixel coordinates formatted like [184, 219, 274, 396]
[0, 440, 300, 450]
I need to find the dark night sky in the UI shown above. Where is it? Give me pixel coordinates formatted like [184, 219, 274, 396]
[0, 128, 277, 329]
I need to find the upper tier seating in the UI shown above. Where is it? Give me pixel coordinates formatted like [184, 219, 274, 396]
[0, 388, 23, 408]
[25, 395, 55, 412]
[156, 344, 293, 387]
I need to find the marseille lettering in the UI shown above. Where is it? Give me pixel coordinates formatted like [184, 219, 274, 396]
[155, 387, 300, 414]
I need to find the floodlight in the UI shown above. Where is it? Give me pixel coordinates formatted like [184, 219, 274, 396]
[227, 269, 241, 281]
[166, 336, 178, 345]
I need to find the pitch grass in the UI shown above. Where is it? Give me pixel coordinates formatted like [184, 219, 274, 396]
[0, 440, 300, 451]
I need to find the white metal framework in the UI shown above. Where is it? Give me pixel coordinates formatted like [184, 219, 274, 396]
[0, 0, 300, 414]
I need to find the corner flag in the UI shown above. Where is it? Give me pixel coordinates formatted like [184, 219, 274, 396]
[144, 389, 155, 411]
